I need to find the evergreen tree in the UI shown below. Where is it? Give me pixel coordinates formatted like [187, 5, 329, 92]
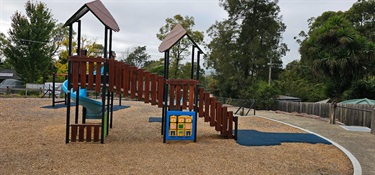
[299, 11, 374, 100]
[206, 0, 288, 98]
[0, 1, 65, 83]
[122, 46, 150, 68]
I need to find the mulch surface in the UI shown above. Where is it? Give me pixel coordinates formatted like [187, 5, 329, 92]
[0, 98, 353, 174]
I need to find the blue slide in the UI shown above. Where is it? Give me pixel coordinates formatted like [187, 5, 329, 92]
[62, 80, 102, 119]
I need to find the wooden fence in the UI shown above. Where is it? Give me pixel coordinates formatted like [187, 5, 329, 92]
[70, 124, 101, 142]
[277, 101, 375, 128]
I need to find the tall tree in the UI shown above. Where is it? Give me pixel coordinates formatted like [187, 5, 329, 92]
[206, 0, 288, 98]
[157, 14, 204, 78]
[346, 0, 375, 42]
[0, 1, 65, 83]
[122, 46, 151, 68]
[345, 0, 375, 76]
[299, 11, 374, 100]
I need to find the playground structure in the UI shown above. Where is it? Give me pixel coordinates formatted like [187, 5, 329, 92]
[62, 0, 238, 144]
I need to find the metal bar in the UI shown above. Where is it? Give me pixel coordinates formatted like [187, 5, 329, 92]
[110, 92, 114, 128]
[66, 24, 73, 144]
[193, 49, 201, 141]
[82, 107, 87, 124]
[75, 84, 80, 124]
[254, 101, 256, 115]
[186, 34, 204, 54]
[106, 85, 110, 134]
[101, 27, 108, 144]
[235, 106, 243, 114]
[74, 20, 82, 125]
[119, 93, 122, 106]
[52, 73, 56, 107]
[163, 50, 169, 143]
[196, 51, 201, 81]
[77, 20, 81, 55]
[104, 27, 108, 59]
[162, 51, 167, 135]
[109, 30, 112, 58]
[246, 101, 256, 115]
[191, 46, 195, 79]
[194, 111, 197, 142]
[234, 116, 238, 140]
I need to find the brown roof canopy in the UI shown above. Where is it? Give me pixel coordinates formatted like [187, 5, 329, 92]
[158, 24, 203, 53]
[63, 0, 120, 32]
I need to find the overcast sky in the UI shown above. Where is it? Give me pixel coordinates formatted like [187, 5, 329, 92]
[1, 0, 357, 67]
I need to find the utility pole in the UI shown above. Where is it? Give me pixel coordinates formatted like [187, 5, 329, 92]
[268, 57, 272, 85]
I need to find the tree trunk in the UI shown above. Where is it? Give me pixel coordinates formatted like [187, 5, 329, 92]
[329, 102, 337, 124]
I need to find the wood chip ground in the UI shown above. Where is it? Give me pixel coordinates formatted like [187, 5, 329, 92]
[0, 98, 353, 174]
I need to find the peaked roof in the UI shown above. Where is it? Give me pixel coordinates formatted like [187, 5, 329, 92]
[277, 95, 301, 101]
[63, 0, 120, 32]
[158, 24, 203, 53]
[339, 98, 375, 105]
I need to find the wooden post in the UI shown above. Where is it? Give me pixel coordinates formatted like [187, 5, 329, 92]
[329, 102, 336, 124]
[371, 108, 375, 134]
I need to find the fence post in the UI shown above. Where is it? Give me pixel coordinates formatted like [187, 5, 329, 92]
[371, 108, 375, 134]
[329, 102, 337, 124]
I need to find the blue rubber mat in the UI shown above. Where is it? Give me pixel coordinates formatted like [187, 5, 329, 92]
[236, 130, 331, 146]
[149, 117, 162, 122]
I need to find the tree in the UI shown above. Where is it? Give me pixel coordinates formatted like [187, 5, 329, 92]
[345, 0, 375, 76]
[274, 60, 327, 102]
[144, 59, 164, 76]
[54, 35, 106, 82]
[346, 0, 375, 42]
[343, 76, 375, 100]
[299, 11, 374, 100]
[81, 37, 104, 57]
[206, 0, 288, 98]
[157, 14, 204, 78]
[0, 1, 65, 83]
[122, 46, 150, 68]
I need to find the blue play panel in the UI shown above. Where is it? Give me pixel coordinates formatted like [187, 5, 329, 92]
[236, 130, 331, 146]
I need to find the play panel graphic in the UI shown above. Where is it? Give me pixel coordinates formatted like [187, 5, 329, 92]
[166, 111, 196, 141]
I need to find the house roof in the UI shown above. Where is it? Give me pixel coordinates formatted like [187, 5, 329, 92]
[339, 98, 375, 105]
[63, 0, 120, 32]
[0, 69, 20, 80]
[158, 24, 203, 53]
[277, 95, 301, 101]
[315, 99, 330, 103]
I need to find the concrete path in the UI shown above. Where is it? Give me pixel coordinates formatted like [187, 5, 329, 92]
[255, 110, 375, 175]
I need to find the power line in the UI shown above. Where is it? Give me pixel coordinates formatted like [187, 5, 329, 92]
[18, 38, 48, 44]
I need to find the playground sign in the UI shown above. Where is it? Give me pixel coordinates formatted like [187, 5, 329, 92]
[165, 111, 196, 141]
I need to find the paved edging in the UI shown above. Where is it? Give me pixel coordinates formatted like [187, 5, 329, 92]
[256, 115, 362, 175]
